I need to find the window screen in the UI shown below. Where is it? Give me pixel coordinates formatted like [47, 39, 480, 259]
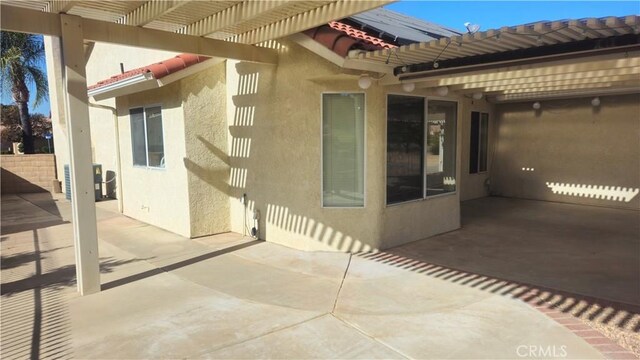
[130, 106, 165, 168]
[386, 95, 424, 204]
[470, 111, 489, 174]
[130, 108, 147, 166]
[145, 106, 164, 167]
[322, 93, 365, 207]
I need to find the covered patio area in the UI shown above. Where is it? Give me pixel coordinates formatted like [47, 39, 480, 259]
[394, 197, 640, 306]
[380, 197, 640, 356]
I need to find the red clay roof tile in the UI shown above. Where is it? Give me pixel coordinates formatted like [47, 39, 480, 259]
[303, 21, 396, 57]
[88, 54, 210, 91]
[90, 21, 395, 91]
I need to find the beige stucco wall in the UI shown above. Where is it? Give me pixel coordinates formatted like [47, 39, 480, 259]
[47, 38, 465, 249]
[226, 42, 463, 251]
[85, 44, 180, 198]
[492, 94, 640, 210]
[180, 62, 231, 237]
[116, 81, 191, 237]
[46, 40, 179, 196]
[226, 47, 386, 252]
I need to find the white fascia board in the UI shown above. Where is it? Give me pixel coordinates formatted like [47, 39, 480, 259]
[89, 57, 225, 101]
[88, 73, 156, 101]
[288, 33, 394, 75]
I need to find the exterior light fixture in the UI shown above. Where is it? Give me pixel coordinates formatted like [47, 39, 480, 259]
[591, 97, 601, 107]
[358, 74, 372, 89]
[436, 86, 449, 97]
[532, 101, 541, 110]
[402, 82, 415, 93]
[472, 92, 483, 100]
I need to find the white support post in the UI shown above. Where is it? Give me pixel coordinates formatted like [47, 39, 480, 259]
[59, 14, 100, 295]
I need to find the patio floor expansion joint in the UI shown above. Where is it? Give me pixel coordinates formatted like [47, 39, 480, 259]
[331, 253, 352, 314]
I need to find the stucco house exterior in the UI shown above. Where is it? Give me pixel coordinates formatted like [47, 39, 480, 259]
[45, 8, 640, 253]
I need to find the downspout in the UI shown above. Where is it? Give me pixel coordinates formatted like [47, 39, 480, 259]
[88, 102, 123, 213]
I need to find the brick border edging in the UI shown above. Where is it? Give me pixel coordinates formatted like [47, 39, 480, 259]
[520, 290, 637, 359]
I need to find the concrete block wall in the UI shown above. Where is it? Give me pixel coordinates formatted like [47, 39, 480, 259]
[1, 154, 57, 194]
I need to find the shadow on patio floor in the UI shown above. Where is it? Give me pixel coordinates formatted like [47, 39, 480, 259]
[358, 197, 640, 355]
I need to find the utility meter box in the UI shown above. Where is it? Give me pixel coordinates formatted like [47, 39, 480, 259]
[64, 164, 103, 201]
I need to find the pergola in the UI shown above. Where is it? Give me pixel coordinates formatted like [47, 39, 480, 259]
[0, 0, 391, 295]
[359, 15, 640, 101]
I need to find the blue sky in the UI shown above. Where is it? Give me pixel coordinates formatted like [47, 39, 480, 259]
[385, 1, 640, 31]
[2, 1, 638, 116]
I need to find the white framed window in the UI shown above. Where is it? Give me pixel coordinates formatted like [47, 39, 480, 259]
[386, 95, 457, 205]
[130, 105, 165, 168]
[469, 111, 489, 174]
[322, 93, 365, 207]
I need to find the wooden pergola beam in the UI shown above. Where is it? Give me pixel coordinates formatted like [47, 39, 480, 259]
[456, 76, 640, 93]
[499, 79, 639, 94]
[60, 13, 101, 295]
[0, 5, 278, 64]
[448, 67, 640, 90]
[233, 0, 392, 44]
[118, 0, 190, 27]
[46, 0, 78, 14]
[430, 53, 640, 84]
[180, 0, 292, 37]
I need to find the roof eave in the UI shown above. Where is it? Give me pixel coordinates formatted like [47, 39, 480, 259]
[288, 33, 393, 75]
[88, 73, 156, 101]
[88, 57, 225, 101]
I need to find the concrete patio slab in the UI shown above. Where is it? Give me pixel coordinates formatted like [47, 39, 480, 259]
[69, 270, 322, 358]
[0, 194, 66, 234]
[2, 193, 632, 359]
[394, 197, 640, 305]
[338, 289, 603, 359]
[335, 255, 605, 359]
[205, 314, 405, 359]
[170, 243, 348, 312]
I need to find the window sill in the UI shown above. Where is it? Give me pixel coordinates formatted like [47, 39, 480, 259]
[133, 165, 166, 171]
[322, 206, 365, 209]
[386, 191, 457, 208]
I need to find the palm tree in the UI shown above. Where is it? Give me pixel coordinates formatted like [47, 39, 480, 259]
[1, 31, 48, 154]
